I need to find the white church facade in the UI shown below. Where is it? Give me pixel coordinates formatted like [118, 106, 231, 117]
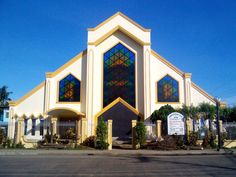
[8, 12, 216, 146]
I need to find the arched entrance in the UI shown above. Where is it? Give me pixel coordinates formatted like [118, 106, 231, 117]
[95, 98, 143, 139]
[47, 108, 85, 140]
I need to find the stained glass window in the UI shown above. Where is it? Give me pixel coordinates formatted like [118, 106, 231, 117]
[157, 75, 179, 102]
[59, 74, 81, 102]
[103, 43, 135, 107]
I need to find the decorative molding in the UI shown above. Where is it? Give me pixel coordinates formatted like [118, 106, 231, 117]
[191, 82, 215, 103]
[45, 72, 54, 78]
[46, 50, 87, 78]
[8, 101, 16, 106]
[151, 50, 184, 76]
[12, 82, 45, 106]
[184, 73, 192, 79]
[88, 25, 150, 46]
[87, 12, 151, 32]
[46, 107, 85, 117]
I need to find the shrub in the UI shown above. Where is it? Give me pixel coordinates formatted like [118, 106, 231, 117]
[65, 128, 76, 140]
[135, 122, 146, 146]
[202, 131, 216, 148]
[147, 135, 178, 150]
[0, 128, 4, 145]
[94, 140, 109, 150]
[15, 141, 25, 149]
[95, 118, 109, 150]
[187, 132, 198, 146]
[53, 134, 59, 144]
[82, 136, 96, 148]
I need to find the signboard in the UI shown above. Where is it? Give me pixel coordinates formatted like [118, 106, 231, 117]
[167, 112, 185, 135]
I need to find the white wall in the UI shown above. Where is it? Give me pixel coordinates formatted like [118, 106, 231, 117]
[191, 84, 215, 106]
[46, 54, 87, 114]
[14, 85, 45, 117]
[150, 53, 185, 111]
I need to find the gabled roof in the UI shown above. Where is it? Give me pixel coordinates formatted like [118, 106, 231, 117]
[88, 12, 151, 32]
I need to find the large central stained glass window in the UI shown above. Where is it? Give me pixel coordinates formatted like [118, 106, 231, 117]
[157, 75, 179, 102]
[103, 43, 135, 108]
[59, 74, 81, 102]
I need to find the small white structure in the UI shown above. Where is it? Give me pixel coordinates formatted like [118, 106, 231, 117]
[8, 12, 216, 146]
[167, 112, 185, 135]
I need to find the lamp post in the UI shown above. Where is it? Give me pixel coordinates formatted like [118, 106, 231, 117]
[215, 98, 221, 151]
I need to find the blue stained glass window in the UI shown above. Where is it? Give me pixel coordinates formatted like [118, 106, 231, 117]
[103, 43, 135, 107]
[157, 75, 179, 102]
[59, 74, 81, 102]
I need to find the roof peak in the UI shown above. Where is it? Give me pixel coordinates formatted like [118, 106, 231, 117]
[88, 11, 151, 32]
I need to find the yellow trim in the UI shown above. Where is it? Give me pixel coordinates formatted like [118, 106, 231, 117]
[56, 73, 82, 104]
[184, 73, 192, 79]
[88, 25, 151, 46]
[45, 72, 54, 78]
[11, 82, 45, 106]
[88, 12, 151, 32]
[155, 74, 180, 104]
[46, 50, 87, 78]
[191, 82, 215, 103]
[93, 97, 144, 134]
[151, 50, 184, 76]
[8, 101, 16, 106]
[46, 107, 85, 117]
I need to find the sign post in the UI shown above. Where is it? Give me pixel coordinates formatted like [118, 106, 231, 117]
[167, 112, 185, 135]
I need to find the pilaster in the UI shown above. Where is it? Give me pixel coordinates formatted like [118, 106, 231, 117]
[143, 45, 151, 119]
[184, 73, 192, 106]
[51, 117, 58, 135]
[86, 46, 95, 136]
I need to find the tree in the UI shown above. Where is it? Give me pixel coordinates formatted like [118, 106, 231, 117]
[0, 86, 12, 106]
[150, 104, 175, 122]
[198, 102, 216, 120]
[180, 104, 198, 120]
[228, 106, 236, 122]
[220, 107, 232, 122]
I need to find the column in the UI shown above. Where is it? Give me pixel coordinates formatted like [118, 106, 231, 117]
[81, 118, 87, 142]
[132, 120, 137, 149]
[76, 119, 81, 144]
[143, 46, 151, 119]
[184, 73, 192, 106]
[219, 120, 223, 133]
[16, 117, 24, 143]
[51, 117, 58, 135]
[186, 120, 191, 141]
[156, 120, 162, 139]
[86, 47, 95, 136]
[107, 120, 113, 150]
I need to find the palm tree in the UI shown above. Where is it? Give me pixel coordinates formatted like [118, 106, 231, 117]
[180, 104, 198, 131]
[0, 86, 12, 106]
[198, 102, 216, 132]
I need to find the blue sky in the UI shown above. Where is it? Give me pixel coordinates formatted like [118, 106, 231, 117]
[0, 0, 236, 106]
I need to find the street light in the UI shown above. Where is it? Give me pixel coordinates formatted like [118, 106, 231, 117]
[215, 98, 221, 151]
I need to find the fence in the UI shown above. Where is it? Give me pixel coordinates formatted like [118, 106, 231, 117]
[223, 123, 236, 140]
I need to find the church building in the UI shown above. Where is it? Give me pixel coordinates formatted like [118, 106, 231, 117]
[8, 12, 216, 146]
